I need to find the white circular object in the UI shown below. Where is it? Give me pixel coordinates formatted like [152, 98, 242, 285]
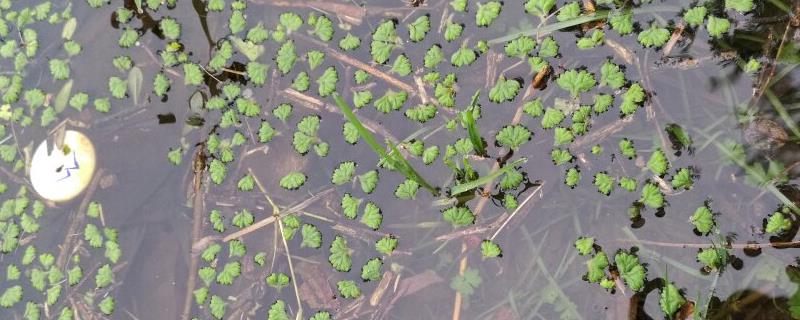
[30, 130, 96, 202]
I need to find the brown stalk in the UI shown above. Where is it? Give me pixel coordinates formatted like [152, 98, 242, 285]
[180, 145, 207, 320]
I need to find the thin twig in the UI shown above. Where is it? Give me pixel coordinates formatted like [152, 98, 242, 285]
[294, 33, 417, 95]
[180, 145, 207, 320]
[277, 218, 304, 319]
[222, 172, 334, 242]
[56, 168, 104, 269]
[616, 238, 800, 249]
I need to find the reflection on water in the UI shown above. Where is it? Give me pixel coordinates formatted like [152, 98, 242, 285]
[0, 0, 798, 319]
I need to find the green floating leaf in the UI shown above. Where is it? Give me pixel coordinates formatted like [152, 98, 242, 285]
[312, 14, 334, 41]
[329, 235, 352, 272]
[374, 90, 408, 113]
[451, 47, 477, 67]
[338, 280, 361, 298]
[671, 167, 694, 190]
[557, 69, 596, 98]
[525, 0, 556, 17]
[706, 16, 730, 38]
[341, 194, 361, 219]
[615, 252, 646, 292]
[159, 17, 181, 40]
[489, 76, 521, 102]
[361, 258, 383, 281]
[361, 202, 383, 230]
[586, 252, 609, 283]
[683, 6, 707, 27]
[659, 281, 686, 318]
[301, 224, 322, 248]
[496, 125, 532, 150]
[476, 1, 502, 27]
[697, 247, 728, 270]
[408, 15, 430, 42]
[443, 206, 475, 227]
[725, 0, 753, 13]
[279, 172, 306, 190]
[638, 24, 670, 48]
[574, 237, 594, 255]
[316, 66, 338, 97]
[266, 273, 290, 290]
[371, 20, 398, 64]
[505, 35, 536, 58]
[690, 205, 715, 235]
[557, 2, 581, 21]
[376, 235, 398, 255]
[594, 172, 614, 196]
[444, 22, 463, 41]
[647, 148, 669, 176]
[481, 240, 502, 258]
[766, 211, 792, 234]
[275, 40, 297, 74]
[395, 179, 419, 200]
[268, 300, 289, 320]
[331, 161, 356, 185]
[640, 183, 664, 209]
[339, 33, 361, 51]
[391, 54, 412, 76]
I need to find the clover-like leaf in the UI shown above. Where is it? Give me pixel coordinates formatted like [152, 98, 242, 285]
[614, 252, 646, 291]
[361, 258, 383, 281]
[660, 281, 686, 318]
[638, 24, 670, 48]
[481, 240, 502, 258]
[279, 172, 306, 190]
[331, 161, 356, 185]
[443, 206, 475, 227]
[337, 280, 361, 298]
[640, 183, 664, 209]
[316, 66, 338, 97]
[556, 69, 596, 98]
[489, 76, 521, 103]
[476, 1, 502, 26]
[408, 15, 430, 42]
[329, 235, 352, 272]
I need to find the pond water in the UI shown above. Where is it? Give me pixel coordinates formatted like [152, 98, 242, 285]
[0, 0, 799, 319]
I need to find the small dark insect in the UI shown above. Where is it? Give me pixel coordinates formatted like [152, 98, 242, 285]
[408, 0, 425, 7]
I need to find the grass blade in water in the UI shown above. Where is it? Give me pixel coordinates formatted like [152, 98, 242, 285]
[450, 158, 527, 195]
[332, 94, 439, 196]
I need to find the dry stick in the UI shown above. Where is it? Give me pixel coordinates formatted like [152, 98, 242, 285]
[277, 218, 304, 319]
[489, 183, 543, 240]
[294, 34, 417, 95]
[452, 85, 537, 320]
[221, 179, 334, 242]
[56, 168, 104, 269]
[750, 19, 793, 106]
[251, 0, 367, 25]
[570, 115, 634, 150]
[180, 146, 207, 320]
[615, 238, 800, 249]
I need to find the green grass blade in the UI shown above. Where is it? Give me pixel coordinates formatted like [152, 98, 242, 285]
[488, 5, 681, 45]
[333, 94, 439, 196]
[450, 158, 527, 195]
[464, 90, 487, 157]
